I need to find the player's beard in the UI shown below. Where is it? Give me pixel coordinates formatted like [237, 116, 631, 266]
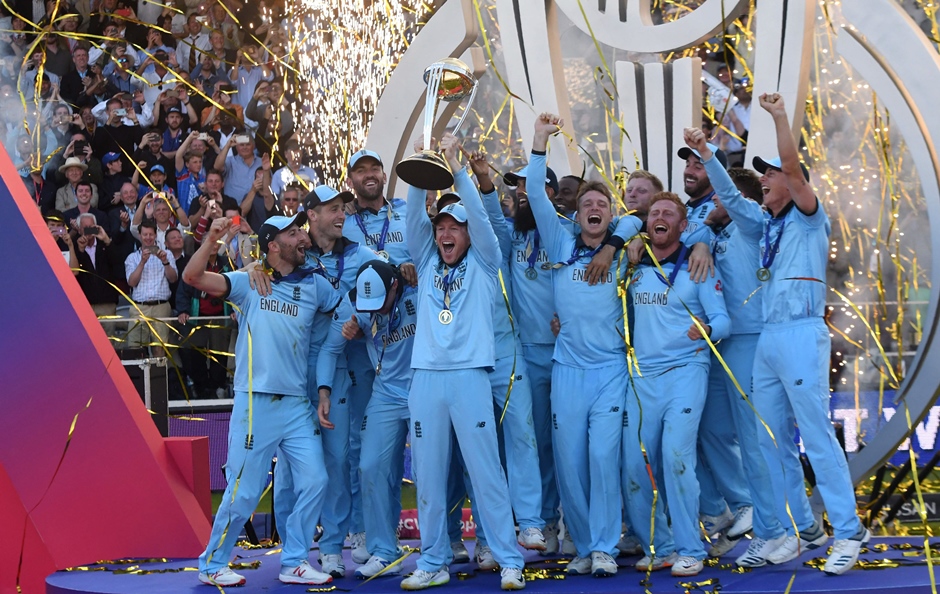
[513, 203, 536, 233]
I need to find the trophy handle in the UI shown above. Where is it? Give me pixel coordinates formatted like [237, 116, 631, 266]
[449, 81, 478, 138]
[422, 63, 445, 151]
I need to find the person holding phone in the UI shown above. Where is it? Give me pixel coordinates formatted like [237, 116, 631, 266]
[75, 213, 120, 333]
[214, 132, 262, 205]
[125, 219, 178, 357]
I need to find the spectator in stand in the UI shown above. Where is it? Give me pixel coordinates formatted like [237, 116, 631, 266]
[229, 43, 272, 111]
[49, 105, 83, 150]
[131, 191, 191, 249]
[207, 1, 240, 50]
[51, 134, 103, 186]
[106, 52, 144, 95]
[60, 45, 92, 108]
[270, 140, 317, 197]
[214, 133, 262, 204]
[139, 50, 179, 109]
[92, 96, 145, 171]
[41, 33, 73, 79]
[202, 83, 244, 132]
[176, 131, 209, 212]
[133, 163, 175, 199]
[133, 132, 176, 185]
[56, 157, 101, 211]
[245, 79, 294, 158]
[176, 231, 232, 399]
[189, 133, 221, 173]
[161, 106, 191, 160]
[18, 49, 61, 102]
[243, 167, 287, 232]
[75, 212, 121, 330]
[281, 183, 301, 216]
[125, 219, 178, 357]
[79, 105, 98, 137]
[188, 169, 235, 220]
[63, 180, 111, 236]
[99, 152, 131, 212]
[165, 226, 188, 317]
[715, 77, 753, 168]
[108, 182, 141, 288]
[177, 13, 211, 74]
[222, 202, 255, 269]
[192, 53, 223, 98]
[76, 59, 116, 109]
[87, 0, 117, 36]
[45, 210, 80, 274]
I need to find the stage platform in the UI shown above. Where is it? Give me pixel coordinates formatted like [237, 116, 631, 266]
[46, 537, 938, 594]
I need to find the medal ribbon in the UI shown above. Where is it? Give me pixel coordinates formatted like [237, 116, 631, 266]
[370, 290, 403, 373]
[441, 264, 457, 312]
[653, 245, 689, 288]
[761, 217, 786, 271]
[354, 205, 392, 253]
[551, 243, 604, 269]
[525, 229, 541, 272]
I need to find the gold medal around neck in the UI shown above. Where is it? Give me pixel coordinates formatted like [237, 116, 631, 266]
[438, 309, 453, 325]
[756, 267, 771, 281]
[377, 250, 389, 260]
[525, 267, 538, 280]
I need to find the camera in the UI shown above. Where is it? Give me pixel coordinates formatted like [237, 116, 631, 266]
[73, 140, 88, 154]
[114, 108, 127, 117]
[198, 133, 209, 141]
[235, 135, 250, 144]
[83, 226, 98, 236]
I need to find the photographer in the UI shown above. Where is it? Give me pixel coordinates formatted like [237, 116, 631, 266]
[92, 97, 145, 171]
[45, 210, 80, 276]
[130, 191, 190, 249]
[75, 213, 120, 328]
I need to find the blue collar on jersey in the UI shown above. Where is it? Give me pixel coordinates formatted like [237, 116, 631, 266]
[768, 199, 796, 220]
[685, 189, 716, 211]
[354, 200, 390, 216]
[640, 243, 687, 268]
[573, 229, 612, 251]
[308, 236, 357, 258]
[270, 264, 321, 284]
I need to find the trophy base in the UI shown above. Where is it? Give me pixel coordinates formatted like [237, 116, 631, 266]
[396, 151, 454, 191]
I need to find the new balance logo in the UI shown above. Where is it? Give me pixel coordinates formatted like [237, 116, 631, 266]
[339, 398, 347, 405]
[682, 408, 692, 414]
[314, 428, 321, 436]
[476, 421, 486, 428]
[610, 406, 620, 413]
[795, 379, 804, 386]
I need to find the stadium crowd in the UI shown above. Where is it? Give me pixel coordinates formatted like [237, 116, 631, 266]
[3, 2, 867, 590]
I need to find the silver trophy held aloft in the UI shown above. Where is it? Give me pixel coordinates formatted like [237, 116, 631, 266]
[395, 58, 478, 191]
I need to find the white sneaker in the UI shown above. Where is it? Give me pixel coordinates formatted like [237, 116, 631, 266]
[500, 567, 525, 590]
[475, 545, 498, 571]
[728, 506, 754, 539]
[319, 553, 345, 578]
[517, 527, 547, 551]
[708, 533, 736, 557]
[541, 523, 559, 556]
[766, 524, 828, 565]
[736, 535, 787, 568]
[590, 551, 617, 577]
[700, 507, 735, 538]
[616, 533, 643, 556]
[198, 567, 246, 586]
[823, 528, 871, 576]
[451, 541, 470, 564]
[355, 554, 401, 578]
[671, 555, 704, 577]
[349, 532, 370, 565]
[279, 561, 332, 585]
[400, 568, 450, 590]
[635, 551, 677, 572]
[565, 556, 591, 575]
[561, 532, 577, 556]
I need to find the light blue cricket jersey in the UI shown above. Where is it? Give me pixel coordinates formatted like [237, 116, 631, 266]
[703, 156, 831, 324]
[527, 152, 642, 368]
[702, 159, 764, 335]
[316, 286, 418, 404]
[481, 189, 520, 360]
[406, 168, 500, 370]
[305, 240, 384, 375]
[224, 267, 339, 397]
[507, 225, 555, 346]
[682, 190, 717, 246]
[629, 247, 731, 376]
[343, 198, 411, 265]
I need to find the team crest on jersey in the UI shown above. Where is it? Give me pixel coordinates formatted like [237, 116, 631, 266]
[715, 279, 723, 293]
[632, 269, 644, 284]
[292, 286, 301, 300]
[405, 298, 416, 316]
